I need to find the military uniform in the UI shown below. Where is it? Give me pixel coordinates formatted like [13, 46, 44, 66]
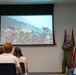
[62, 41, 73, 73]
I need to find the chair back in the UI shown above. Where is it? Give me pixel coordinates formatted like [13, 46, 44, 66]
[20, 62, 25, 74]
[0, 63, 17, 75]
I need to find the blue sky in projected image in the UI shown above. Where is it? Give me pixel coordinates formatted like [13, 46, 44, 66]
[8, 15, 52, 30]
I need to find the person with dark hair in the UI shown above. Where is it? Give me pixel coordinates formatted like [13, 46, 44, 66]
[13, 47, 28, 75]
[0, 42, 22, 74]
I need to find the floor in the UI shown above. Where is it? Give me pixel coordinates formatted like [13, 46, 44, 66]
[29, 74, 66, 75]
[28, 73, 66, 75]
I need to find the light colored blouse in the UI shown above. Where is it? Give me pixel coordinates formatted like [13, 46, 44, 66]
[18, 56, 28, 75]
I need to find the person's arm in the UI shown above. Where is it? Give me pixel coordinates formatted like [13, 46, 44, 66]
[15, 57, 22, 74]
[62, 42, 66, 50]
[16, 67, 22, 74]
[62, 42, 73, 50]
[25, 61, 28, 72]
[24, 57, 28, 73]
[64, 42, 73, 50]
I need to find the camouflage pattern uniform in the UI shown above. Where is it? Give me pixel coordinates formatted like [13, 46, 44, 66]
[62, 41, 73, 73]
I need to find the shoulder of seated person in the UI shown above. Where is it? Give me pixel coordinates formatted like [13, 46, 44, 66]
[19, 56, 26, 59]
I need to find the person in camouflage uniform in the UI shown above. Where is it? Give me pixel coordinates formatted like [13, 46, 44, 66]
[62, 35, 73, 73]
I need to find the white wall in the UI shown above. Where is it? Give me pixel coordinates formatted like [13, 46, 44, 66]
[14, 4, 76, 72]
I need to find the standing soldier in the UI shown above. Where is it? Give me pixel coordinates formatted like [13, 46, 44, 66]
[62, 35, 73, 74]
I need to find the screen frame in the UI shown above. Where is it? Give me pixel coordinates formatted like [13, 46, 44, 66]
[0, 4, 56, 46]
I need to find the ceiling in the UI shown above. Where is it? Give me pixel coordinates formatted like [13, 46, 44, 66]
[0, 0, 76, 4]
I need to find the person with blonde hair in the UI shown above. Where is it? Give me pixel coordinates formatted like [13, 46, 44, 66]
[0, 42, 22, 74]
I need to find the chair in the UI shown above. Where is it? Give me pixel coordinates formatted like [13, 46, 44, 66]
[0, 63, 17, 75]
[20, 62, 25, 74]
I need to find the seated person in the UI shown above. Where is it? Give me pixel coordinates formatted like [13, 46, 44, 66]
[13, 47, 28, 75]
[0, 42, 22, 75]
[0, 47, 4, 54]
[69, 59, 76, 75]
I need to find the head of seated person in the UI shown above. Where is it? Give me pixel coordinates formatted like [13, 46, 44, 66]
[13, 47, 23, 58]
[3, 42, 12, 53]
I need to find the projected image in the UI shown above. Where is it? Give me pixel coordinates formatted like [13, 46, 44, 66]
[1, 15, 53, 45]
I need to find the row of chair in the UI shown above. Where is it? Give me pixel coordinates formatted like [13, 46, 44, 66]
[0, 62, 25, 75]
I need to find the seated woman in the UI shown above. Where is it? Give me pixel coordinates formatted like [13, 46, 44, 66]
[13, 47, 28, 75]
[0, 42, 22, 74]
